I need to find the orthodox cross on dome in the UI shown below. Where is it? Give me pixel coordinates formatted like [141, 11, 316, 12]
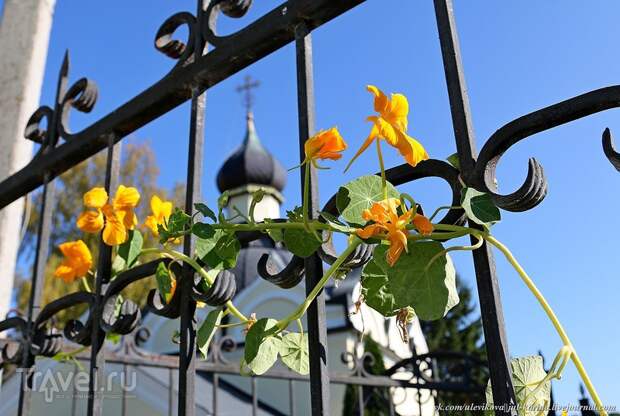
[236, 75, 260, 115]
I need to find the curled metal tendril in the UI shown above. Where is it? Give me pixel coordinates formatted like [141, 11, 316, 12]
[207, 335, 238, 364]
[602, 127, 620, 171]
[0, 317, 28, 364]
[101, 296, 141, 335]
[24, 51, 98, 156]
[192, 270, 237, 306]
[34, 291, 96, 347]
[155, 12, 198, 64]
[258, 159, 465, 288]
[384, 351, 488, 392]
[203, 0, 253, 47]
[258, 254, 305, 289]
[341, 350, 377, 378]
[24, 106, 54, 145]
[471, 85, 620, 212]
[102, 260, 169, 331]
[60, 78, 99, 140]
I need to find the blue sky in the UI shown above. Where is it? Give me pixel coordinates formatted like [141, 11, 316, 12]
[8, 0, 620, 408]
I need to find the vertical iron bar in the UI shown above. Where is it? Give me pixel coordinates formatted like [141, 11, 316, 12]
[294, 21, 331, 416]
[178, 2, 206, 414]
[71, 362, 78, 416]
[213, 373, 219, 415]
[17, 52, 70, 416]
[87, 135, 121, 416]
[168, 368, 174, 416]
[388, 388, 395, 416]
[432, 0, 517, 413]
[121, 364, 128, 416]
[357, 385, 363, 416]
[288, 379, 295, 416]
[251, 377, 258, 416]
[17, 174, 55, 416]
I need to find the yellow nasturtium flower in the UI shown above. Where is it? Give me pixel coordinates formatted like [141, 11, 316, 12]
[54, 240, 93, 283]
[356, 198, 433, 266]
[144, 195, 174, 237]
[345, 85, 428, 171]
[77, 185, 140, 246]
[303, 127, 347, 166]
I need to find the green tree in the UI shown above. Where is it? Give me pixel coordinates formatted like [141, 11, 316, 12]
[17, 142, 184, 324]
[419, 276, 487, 414]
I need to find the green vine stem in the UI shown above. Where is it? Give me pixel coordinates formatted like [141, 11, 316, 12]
[485, 235, 606, 415]
[302, 163, 311, 232]
[276, 236, 363, 331]
[376, 140, 388, 201]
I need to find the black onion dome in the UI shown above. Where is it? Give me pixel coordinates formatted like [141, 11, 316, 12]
[217, 113, 286, 193]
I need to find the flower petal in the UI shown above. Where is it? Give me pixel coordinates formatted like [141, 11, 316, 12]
[344, 124, 378, 172]
[145, 215, 160, 236]
[150, 195, 163, 218]
[56, 240, 92, 282]
[83, 187, 108, 209]
[304, 127, 347, 162]
[367, 85, 390, 115]
[77, 210, 104, 233]
[393, 131, 429, 167]
[54, 263, 76, 282]
[113, 185, 140, 209]
[356, 223, 385, 239]
[413, 214, 433, 235]
[387, 93, 409, 131]
[117, 207, 137, 230]
[102, 205, 127, 246]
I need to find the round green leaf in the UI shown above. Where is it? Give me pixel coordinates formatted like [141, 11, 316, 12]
[361, 258, 400, 317]
[336, 175, 399, 225]
[283, 228, 321, 258]
[372, 241, 459, 321]
[486, 355, 550, 415]
[279, 333, 309, 375]
[244, 318, 282, 375]
[461, 187, 501, 225]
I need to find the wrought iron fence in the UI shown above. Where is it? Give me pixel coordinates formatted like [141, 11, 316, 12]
[0, 0, 618, 415]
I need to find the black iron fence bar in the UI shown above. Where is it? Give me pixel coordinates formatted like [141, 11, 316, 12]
[294, 21, 332, 416]
[87, 138, 121, 416]
[0, 0, 366, 211]
[432, 0, 517, 413]
[16, 50, 70, 416]
[176, 1, 208, 415]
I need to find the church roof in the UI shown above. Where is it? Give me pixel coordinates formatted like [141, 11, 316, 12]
[216, 112, 286, 193]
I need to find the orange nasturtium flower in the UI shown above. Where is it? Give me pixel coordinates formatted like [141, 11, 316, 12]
[345, 85, 428, 171]
[54, 240, 93, 283]
[356, 198, 433, 266]
[77, 185, 140, 246]
[144, 195, 174, 237]
[303, 127, 347, 166]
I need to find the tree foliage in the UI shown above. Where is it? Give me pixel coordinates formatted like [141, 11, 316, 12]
[17, 142, 184, 324]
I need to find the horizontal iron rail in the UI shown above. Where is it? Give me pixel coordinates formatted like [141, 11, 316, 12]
[0, 0, 364, 210]
[52, 349, 481, 392]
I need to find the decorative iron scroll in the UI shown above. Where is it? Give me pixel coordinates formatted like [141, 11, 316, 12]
[384, 350, 487, 393]
[470, 85, 620, 212]
[24, 52, 98, 157]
